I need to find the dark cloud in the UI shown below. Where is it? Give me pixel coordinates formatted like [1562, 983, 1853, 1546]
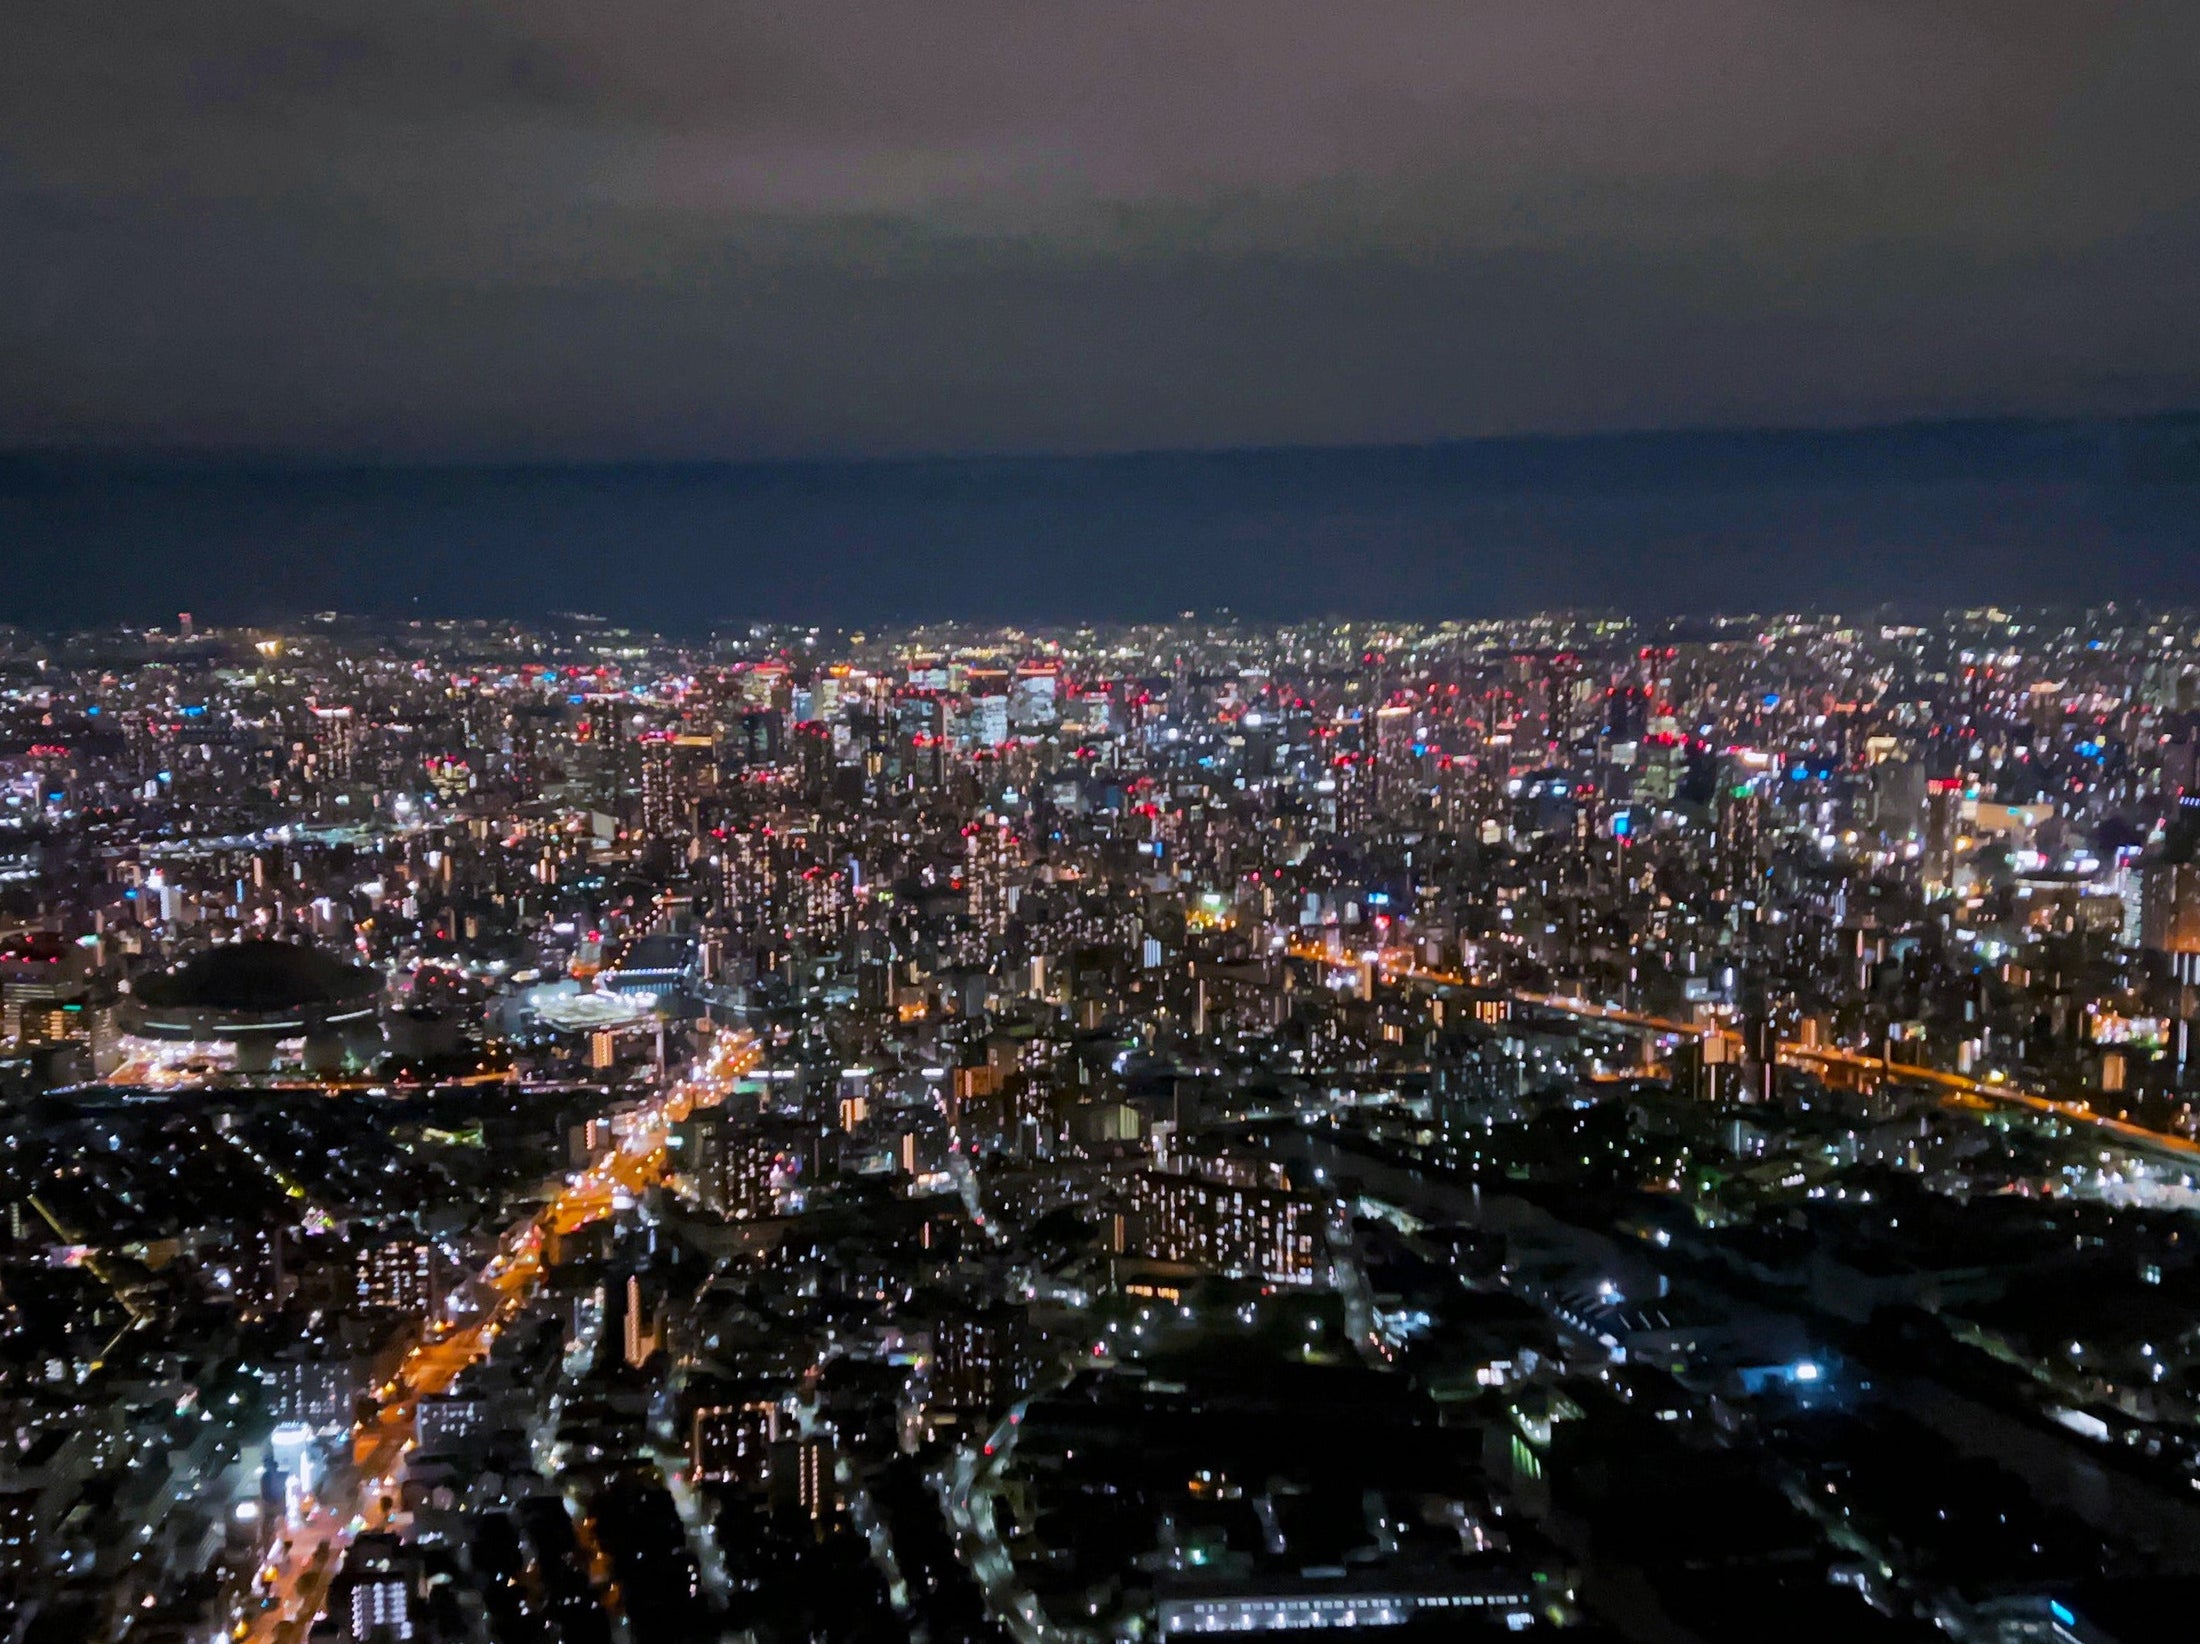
[4, 2, 2198, 456]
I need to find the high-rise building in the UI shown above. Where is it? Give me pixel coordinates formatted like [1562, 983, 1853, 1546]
[639, 732, 716, 837]
[1716, 784, 1766, 897]
[335, 1534, 420, 1644]
[2141, 803, 2200, 962]
[967, 693, 1010, 749]
[1374, 703, 1416, 815]
[927, 1303, 1045, 1412]
[2142, 799, 2200, 1075]
[262, 1350, 365, 1430]
[622, 1272, 661, 1367]
[690, 1399, 782, 1486]
[415, 1393, 486, 1453]
[355, 1237, 437, 1314]
[1923, 779, 1964, 896]
[1010, 666, 1059, 729]
[1114, 1170, 1319, 1285]
[671, 1112, 829, 1219]
[965, 817, 1017, 943]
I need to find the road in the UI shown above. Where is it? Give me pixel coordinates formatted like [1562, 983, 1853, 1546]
[242, 1027, 763, 1643]
[940, 1409, 1099, 1644]
[1323, 1204, 1394, 1368]
[1286, 941, 2200, 1168]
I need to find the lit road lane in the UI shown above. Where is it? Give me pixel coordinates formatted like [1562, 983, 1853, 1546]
[939, 1401, 1098, 1644]
[1781, 1045, 2200, 1165]
[240, 1029, 761, 1644]
[1287, 942, 2200, 1167]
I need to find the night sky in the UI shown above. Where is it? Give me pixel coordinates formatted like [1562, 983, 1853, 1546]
[4, 4, 2198, 619]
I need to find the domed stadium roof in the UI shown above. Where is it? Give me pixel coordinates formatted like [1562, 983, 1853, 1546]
[136, 941, 379, 1015]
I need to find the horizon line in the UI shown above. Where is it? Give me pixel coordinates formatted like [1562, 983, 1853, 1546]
[6, 405, 2198, 478]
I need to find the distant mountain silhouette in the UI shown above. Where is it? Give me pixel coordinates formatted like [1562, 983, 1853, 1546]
[3, 413, 2196, 629]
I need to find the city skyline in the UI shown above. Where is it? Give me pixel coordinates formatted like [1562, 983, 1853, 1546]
[8, 8, 2200, 1643]
[5, 610, 2200, 1642]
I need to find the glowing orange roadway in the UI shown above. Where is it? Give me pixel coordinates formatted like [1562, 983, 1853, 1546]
[1286, 941, 2200, 1165]
[241, 1029, 762, 1643]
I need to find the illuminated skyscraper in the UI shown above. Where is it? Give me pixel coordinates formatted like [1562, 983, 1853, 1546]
[639, 732, 715, 837]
